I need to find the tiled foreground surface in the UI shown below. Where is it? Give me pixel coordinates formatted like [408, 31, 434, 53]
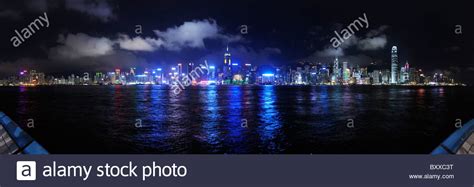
[0, 124, 19, 154]
[0, 112, 48, 154]
[458, 133, 474, 154]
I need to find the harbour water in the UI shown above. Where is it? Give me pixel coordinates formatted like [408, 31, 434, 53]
[0, 85, 472, 154]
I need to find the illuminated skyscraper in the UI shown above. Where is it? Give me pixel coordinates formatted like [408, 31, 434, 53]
[115, 69, 121, 84]
[224, 46, 231, 65]
[223, 46, 232, 82]
[94, 72, 104, 84]
[400, 61, 410, 84]
[178, 63, 183, 77]
[209, 64, 216, 81]
[391, 46, 399, 84]
[130, 68, 136, 76]
[186, 62, 194, 75]
[371, 70, 382, 84]
[332, 56, 340, 83]
[342, 61, 350, 82]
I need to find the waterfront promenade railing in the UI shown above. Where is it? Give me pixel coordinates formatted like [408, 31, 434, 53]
[0, 112, 48, 154]
[432, 119, 474, 155]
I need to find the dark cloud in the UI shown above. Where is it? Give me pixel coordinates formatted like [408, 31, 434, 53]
[445, 46, 461, 52]
[116, 34, 164, 52]
[357, 26, 389, 50]
[49, 33, 115, 59]
[26, 0, 48, 12]
[48, 19, 243, 59]
[65, 0, 115, 22]
[1, 0, 114, 21]
[357, 35, 387, 50]
[316, 47, 344, 57]
[366, 25, 389, 37]
[0, 58, 37, 76]
[154, 19, 241, 51]
[312, 26, 389, 59]
[0, 9, 22, 20]
[53, 50, 149, 72]
[0, 50, 150, 76]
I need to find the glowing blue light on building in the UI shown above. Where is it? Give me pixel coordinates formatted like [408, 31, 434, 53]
[262, 73, 274, 77]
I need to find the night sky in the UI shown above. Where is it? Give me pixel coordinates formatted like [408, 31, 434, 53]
[0, 0, 472, 82]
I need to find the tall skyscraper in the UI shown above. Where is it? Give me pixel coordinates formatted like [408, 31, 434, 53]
[115, 69, 121, 84]
[224, 46, 231, 65]
[400, 61, 410, 84]
[223, 46, 232, 82]
[178, 63, 183, 76]
[332, 56, 340, 83]
[342, 61, 349, 82]
[390, 46, 399, 84]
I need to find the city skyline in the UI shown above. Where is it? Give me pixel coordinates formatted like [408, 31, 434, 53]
[0, 45, 465, 86]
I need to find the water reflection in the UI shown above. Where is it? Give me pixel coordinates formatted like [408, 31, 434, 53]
[198, 86, 222, 151]
[136, 86, 169, 148]
[2, 85, 470, 153]
[165, 86, 188, 146]
[294, 87, 306, 115]
[257, 86, 283, 152]
[17, 86, 30, 117]
[341, 87, 354, 114]
[111, 85, 127, 125]
[415, 88, 426, 107]
[224, 86, 245, 152]
[316, 86, 329, 115]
